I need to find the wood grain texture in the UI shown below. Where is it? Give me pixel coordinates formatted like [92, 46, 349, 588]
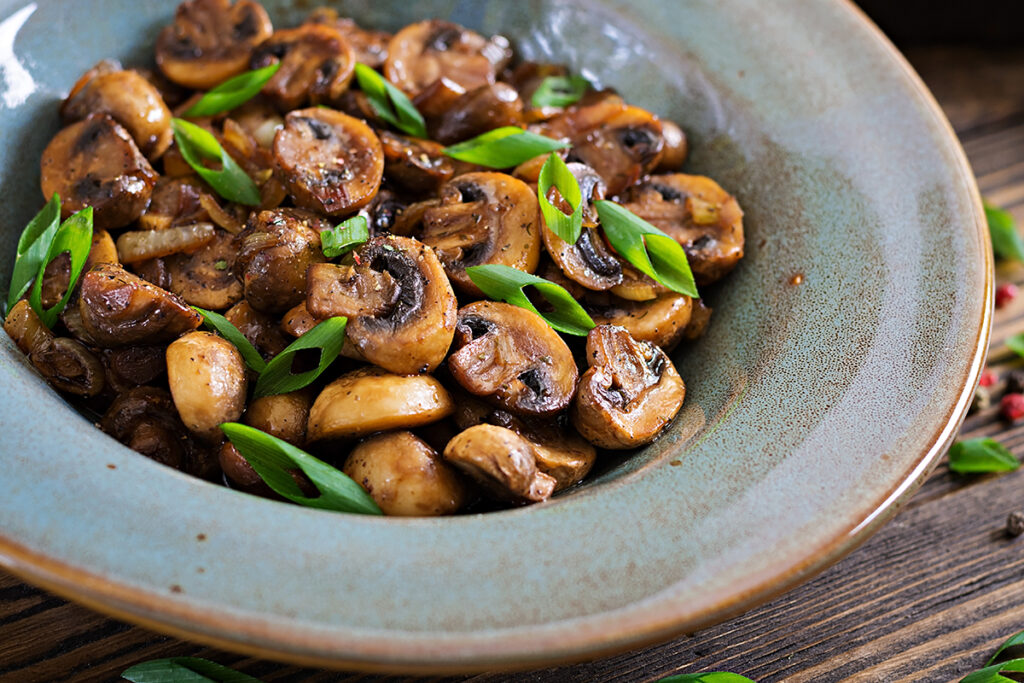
[3, 46, 1024, 683]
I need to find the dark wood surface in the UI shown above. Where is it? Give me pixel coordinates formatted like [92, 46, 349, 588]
[3, 46, 1024, 683]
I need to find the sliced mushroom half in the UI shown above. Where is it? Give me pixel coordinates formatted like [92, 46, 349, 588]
[443, 424, 555, 504]
[379, 130, 455, 196]
[572, 324, 685, 449]
[587, 291, 693, 351]
[156, 0, 273, 90]
[163, 229, 244, 310]
[306, 235, 456, 374]
[384, 20, 511, 96]
[622, 174, 745, 285]
[40, 113, 158, 230]
[251, 24, 356, 111]
[430, 82, 523, 144]
[274, 107, 384, 215]
[448, 301, 578, 416]
[421, 172, 541, 295]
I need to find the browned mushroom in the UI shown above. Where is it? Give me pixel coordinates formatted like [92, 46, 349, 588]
[273, 107, 384, 215]
[609, 265, 668, 302]
[343, 431, 466, 516]
[250, 24, 356, 111]
[234, 208, 329, 313]
[379, 131, 455, 196]
[587, 291, 693, 351]
[655, 119, 688, 171]
[280, 301, 318, 338]
[100, 387, 191, 470]
[359, 188, 408, 237]
[448, 301, 578, 416]
[429, 82, 523, 144]
[37, 229, 120, 310]
[307, 367, 454, 441]
[224, 300, 289, 358]
[156, 0, 273, 90]
[101, 345, 166, 394]
[78, 263, 202, 347]
[166, 330, 248, 441]
[572, 324, 685, 449]
[307, 236, 457, 375]
[621, 174, 744, 285]
[384, 20, 511, 96]
[164, 229, 243, 310]
[137, 176, 209, 232]
[40, 114, 158, 230]
[443, 424, 555, 504]
[244, 390, 312, 446]
[61, 68, 173, 159]
[29, 337, 106, 397]
[4, 300, 52, 355]
[306, 8, 391, 68]
[421, 172, 541, 295]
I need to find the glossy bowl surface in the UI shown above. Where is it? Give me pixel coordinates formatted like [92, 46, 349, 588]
[0, 0, 989, 672]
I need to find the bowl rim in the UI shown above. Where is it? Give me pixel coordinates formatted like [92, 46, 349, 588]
[0, 0, 992, 673]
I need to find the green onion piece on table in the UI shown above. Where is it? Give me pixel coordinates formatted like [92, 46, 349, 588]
[182, 62, 282, 118]
[122, 656, 263, 682]
[321, 215, 370, 258]
[537, 152, 583, 244]
[961, 658, 1024, 683]
[988, 629, 1024, 666]
[947, 437, 1020, 474]
[443, 127, 569, 168]
[171, 118, 261, 206]
[985, 200, 1024, 262]
[655, 673, 756, 683]
[221, 423, 382, 515]
[595, 199, 699, 298]
[253, 316, 347, 398]
[353, 62, 427, 138]
[466, 264, 596, 336]
[6, 193, 61, 315]
[531, 74, 589, 108]
[28, 207, 93, 328]
[193, 306, 267, 373]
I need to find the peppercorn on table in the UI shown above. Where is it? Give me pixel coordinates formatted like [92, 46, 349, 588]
[1, 45, 1022, 683]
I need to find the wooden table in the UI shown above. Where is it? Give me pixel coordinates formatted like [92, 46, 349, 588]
[3, 46, 1024, 683]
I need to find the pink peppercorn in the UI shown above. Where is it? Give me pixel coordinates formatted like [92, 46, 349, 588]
[996, 283, 1018, 308]
[979, 370, 997, 387]
[1001, 393, 1024, 422]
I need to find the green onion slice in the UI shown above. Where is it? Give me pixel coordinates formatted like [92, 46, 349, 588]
[538, 152, 583, 244]
[253, 316, 347, 398]
[6, 193, 61, 315]
[531, 74, 588, 109]
[28, 207, 93, 328]
[353, 62, 427, 138]
[321, 215, 370, 258]
[182, 63, 282, 118]
[465, 264, 596, 336]
[171, 118, 261, 206]
[221, 423, 382, 515]
[988, 629, 1024, 666]
[595, 199, 699, 298]
[443, 127, 569, 168]
[655, 673, 756, 683]
[193, 306, 266, 373]
[985, 200, 1024, 262]
[961, 657, 1024, 683]
[947, 437, 1020, 474]
[122, 656, 262, 682]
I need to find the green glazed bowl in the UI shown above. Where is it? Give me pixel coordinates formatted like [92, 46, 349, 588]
[0, 0, 989, 673]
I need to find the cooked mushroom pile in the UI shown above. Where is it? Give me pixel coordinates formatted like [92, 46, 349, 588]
[4, 0, 744, 515]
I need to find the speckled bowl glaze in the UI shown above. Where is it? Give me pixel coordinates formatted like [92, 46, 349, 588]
[0, 0, 989, 673]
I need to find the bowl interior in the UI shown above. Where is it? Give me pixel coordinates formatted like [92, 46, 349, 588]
[0, 0, 987, 671]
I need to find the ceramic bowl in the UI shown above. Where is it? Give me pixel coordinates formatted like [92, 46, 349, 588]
[0, 0, 989, 673]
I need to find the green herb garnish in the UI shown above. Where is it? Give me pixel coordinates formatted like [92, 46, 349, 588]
[182, 63, 282, 118]
[221, 423, 382, 515]
[321, 215, 370, 258]
[531, 74, 588, 108]
[986, 201, 1024, 262]
[28, 207, 93, 328]
[989, 629, 1024, 666]
[537, 152, 583, 244]
[595, 199, 699, 297]
[253, 316, 347, 398]
[122, 656, 261, 682]
[443, 127, 569, 168]
[193, 306, 266, 373]
[656, 673, 756, 683]
[962, 658, 1024, 683]
[171, 118, 261, 206]
[947, 437, 1020, 474]
[5, 193, 61, 315]
[353, 62, 427, 138]
[465, 264, 596, 336]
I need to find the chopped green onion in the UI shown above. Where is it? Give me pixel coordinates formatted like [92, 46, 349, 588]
[595, 199, 699, 298]
[538, 152, 583, 244]
[321, 215, 370, 258]
[193, 306, 266, 373]
[6, 193, 61, 315]
[988, 629, 1024, 666]
[443, 127, 569, 168]
[353, 62, 427, 138]
[947, 437, 1020, 474]
[221, 423, 382, 515]
[531, 74, 588, 109]
[122, 656, 262, 682]
[28, 207, 93, 329]
[961, 658, 1024, 683]
[171, 118, 261, 206]
[182, 63, 282, 118]
[466, 264, 595, 336]
[655, 673, 755, 683]
[254, 316, 347, 398]
[986, 200, 1024, 262]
